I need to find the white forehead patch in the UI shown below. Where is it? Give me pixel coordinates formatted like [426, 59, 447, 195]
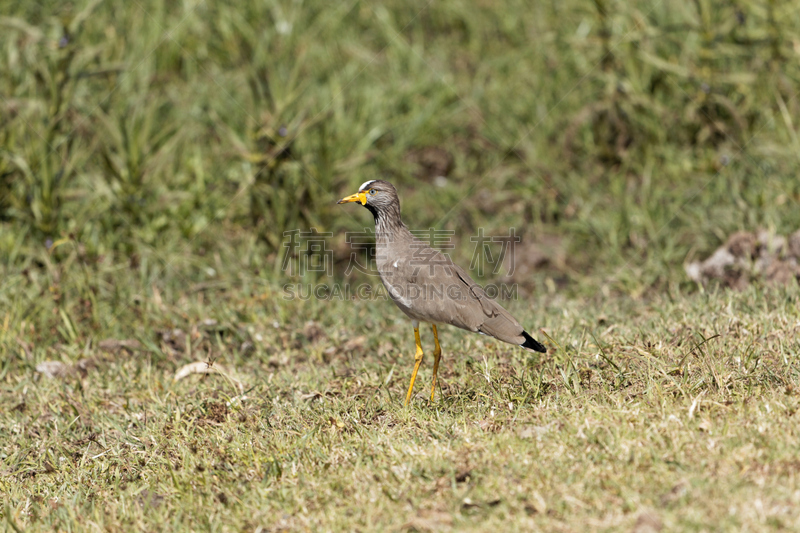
[359, 180, 376, 191]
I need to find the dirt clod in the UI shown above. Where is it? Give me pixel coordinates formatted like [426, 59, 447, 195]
[686, 229, 800, 289]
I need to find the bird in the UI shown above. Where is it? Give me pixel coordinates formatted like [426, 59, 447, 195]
[338, 179, 546, 405]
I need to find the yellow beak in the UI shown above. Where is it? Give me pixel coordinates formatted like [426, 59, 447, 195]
[337, 191, 367, 206]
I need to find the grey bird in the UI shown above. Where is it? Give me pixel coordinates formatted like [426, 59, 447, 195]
[338, 179, 546, 405]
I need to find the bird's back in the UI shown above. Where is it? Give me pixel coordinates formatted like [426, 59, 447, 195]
[377, 235, 528, 346]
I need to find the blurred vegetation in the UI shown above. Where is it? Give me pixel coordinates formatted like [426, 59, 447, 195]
[1, 0, 800, 338]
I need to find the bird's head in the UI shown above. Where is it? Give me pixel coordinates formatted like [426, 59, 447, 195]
[337, 180, 399, 211]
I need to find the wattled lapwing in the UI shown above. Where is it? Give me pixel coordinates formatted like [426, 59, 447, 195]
[338, 180, 546, 405]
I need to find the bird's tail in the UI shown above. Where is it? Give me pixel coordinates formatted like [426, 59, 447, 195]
[520, 330, 546, 353]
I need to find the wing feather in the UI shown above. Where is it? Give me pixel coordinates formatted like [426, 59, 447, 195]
[382, 242, 526, 345]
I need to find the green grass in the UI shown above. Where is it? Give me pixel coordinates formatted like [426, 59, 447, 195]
[2, 0, 800, 530]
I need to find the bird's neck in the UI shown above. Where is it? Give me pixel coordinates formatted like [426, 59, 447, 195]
[368, 203, 411, 244]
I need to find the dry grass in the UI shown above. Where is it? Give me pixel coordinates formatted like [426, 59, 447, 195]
[2, 285, 799, 531]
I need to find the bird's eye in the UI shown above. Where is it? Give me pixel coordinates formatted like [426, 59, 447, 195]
[369, 189, 376, 195]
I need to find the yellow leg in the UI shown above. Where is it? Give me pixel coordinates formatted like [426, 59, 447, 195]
[430, 325, 442, 402]
[404, 323, 425, 406]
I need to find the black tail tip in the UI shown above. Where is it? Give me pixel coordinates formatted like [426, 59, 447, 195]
[521, 331, 547, 353]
